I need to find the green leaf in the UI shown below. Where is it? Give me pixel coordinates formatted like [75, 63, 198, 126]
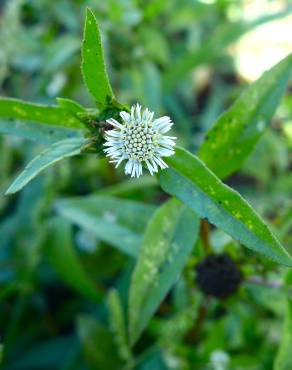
[0, 97, 84, 128]
[3, 336, 78, 370]
[129, 198, 199, 345]
[274, 299, 292, 370]
[108, 290, 133, 364]
[77, 315, 121, 370]
[199, 54, 292, 179]
[55, 195, 157, 257]
[5, 137, 87, 195]
[45, 218, 102, 304]
[95, 176, 157, 196]
[0, 119, 84, 144]
[158, 147, 292, 267]
[56, 97, 87, 115]
[81, 8, 114, 106]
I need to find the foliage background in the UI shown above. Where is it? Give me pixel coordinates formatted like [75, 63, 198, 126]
[0, 0, 292, 369]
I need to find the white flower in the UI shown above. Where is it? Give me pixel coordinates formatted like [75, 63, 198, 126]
[103, 104, 176, 178]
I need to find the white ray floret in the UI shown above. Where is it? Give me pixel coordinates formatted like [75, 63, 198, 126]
[103, 104, 176, 178]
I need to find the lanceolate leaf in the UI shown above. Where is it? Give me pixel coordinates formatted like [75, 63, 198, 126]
[0, 97, 84, 128]
[199, 54, 292, 179]
[81, 8, 114, 106]
[95, 176, 157, 197]
[108, 290, 133, 364]
[6, 137, 87, 195]
[56, 97, 87, 115]
[45, 218, 102, 304]
[77, 316, 121, 370]
[55, 195, 157, 257]
[0, 120, 84, 144]
[129, 198, 199, 345]
[274, 298, 292, 370]
[158, 147, 292, 267]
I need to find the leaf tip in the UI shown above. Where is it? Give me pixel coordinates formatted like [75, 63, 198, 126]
[4, 186, 14, 196]
[85, 7, 95, 20]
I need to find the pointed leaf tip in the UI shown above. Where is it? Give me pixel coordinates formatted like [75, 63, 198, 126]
[159, 147, 292, 267]
[81, 8, 114, 106]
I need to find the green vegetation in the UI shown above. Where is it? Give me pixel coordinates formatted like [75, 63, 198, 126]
[0, 1, 291, 369]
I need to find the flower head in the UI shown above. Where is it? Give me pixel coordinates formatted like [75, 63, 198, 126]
[103, 104, 176, 178]
[196, 253, 242, 299]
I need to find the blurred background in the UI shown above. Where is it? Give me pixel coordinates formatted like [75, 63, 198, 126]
[0, 0, 292, 369]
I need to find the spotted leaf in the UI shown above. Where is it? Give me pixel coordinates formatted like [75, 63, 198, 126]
[159, 147, 292, 267]
[129, 198, 199, 345]
[199, 54, 292, 179]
